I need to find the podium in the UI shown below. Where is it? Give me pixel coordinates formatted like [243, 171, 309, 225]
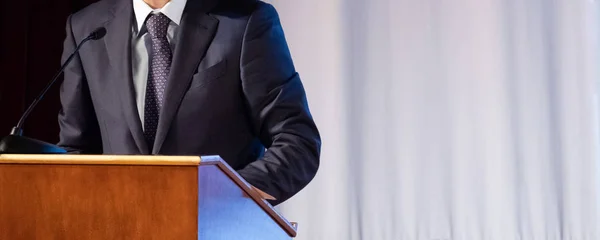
[0, 154, 297, 239]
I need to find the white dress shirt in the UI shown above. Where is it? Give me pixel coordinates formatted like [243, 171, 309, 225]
[131, 0, 187, 128]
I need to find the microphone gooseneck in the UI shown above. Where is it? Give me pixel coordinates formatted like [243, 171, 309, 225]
[11, 27, 107, 136]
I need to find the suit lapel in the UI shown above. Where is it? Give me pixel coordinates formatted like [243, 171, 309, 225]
[104, 0, 150, 154]
[152, 3, 219, 154]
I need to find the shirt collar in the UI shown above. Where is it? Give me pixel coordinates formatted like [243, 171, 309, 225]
[132, 0, 187, 34]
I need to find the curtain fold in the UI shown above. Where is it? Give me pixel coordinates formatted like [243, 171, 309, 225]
[270, 0, 600, 239]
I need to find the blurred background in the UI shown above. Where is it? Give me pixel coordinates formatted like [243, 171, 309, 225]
[267, 0, 600, 239]
[1, 0, 599, 239]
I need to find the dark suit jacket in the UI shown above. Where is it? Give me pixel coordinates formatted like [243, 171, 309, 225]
[57, 0, 321, 205]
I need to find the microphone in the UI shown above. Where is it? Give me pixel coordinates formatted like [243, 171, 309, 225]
[0, 27, 107, 154]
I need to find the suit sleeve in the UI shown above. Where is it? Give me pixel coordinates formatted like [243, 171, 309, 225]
[57, 15, 102, 154]
[237, 3, 321, 205]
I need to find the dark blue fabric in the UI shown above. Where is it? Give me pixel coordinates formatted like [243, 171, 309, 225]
[57, 0, 320, 205]
[143, 13, 172, 149]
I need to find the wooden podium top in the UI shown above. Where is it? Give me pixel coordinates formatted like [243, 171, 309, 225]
[0, 154, 297, 239]
[0, 154, 201, 165]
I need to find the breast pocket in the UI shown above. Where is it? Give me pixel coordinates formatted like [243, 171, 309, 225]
[189, 60, 228, 89]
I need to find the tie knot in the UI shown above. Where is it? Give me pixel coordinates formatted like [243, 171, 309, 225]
[146, 13, 171, 39]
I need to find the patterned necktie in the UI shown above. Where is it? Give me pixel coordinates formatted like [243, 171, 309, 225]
[144, 13, 172, 148]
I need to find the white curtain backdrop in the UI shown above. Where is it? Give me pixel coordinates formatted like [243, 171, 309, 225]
[266, 0, 600, 239]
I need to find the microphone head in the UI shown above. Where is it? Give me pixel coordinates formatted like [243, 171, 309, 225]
[89, 27, 107, 40]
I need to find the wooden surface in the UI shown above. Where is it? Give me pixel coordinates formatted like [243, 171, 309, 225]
[0, 155, 297, 239]
[0, 164, 199, 240]
[0, 154, 200, 165]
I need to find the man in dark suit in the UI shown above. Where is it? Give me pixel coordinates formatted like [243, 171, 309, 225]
[58, 0, 321, 205]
